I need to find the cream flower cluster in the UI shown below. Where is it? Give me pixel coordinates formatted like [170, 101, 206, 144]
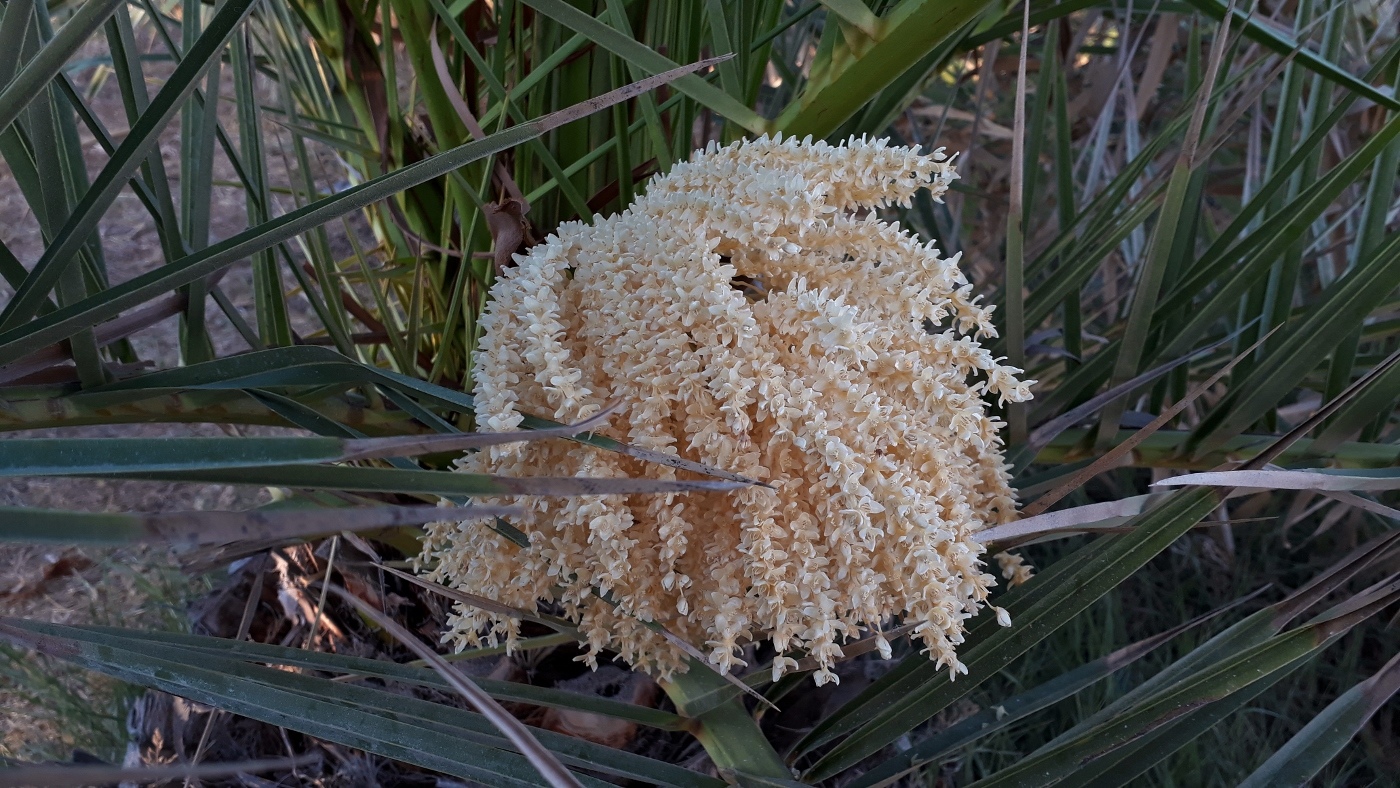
[421, 135, 1033, 684]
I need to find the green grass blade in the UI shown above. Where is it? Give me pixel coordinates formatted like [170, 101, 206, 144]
[232, 29, 290, 347]
[23, 9, 108, 388]
[1315, 55, 1400, 447]
[0, 240, 31, 292]
[1158, 111, 1400, 361]
[107, 627, 714, 787]
[264, 31, 357, 357]
[176, 0, 222, 365]
[848, 601, 1234, 788]
[776, 0, 995, 139]
[1010, 54, 1273, 328]
[328, 583, 596, 788]
[1031, 532, 1399, 754]
[0, 0, 36, 88]
[0, 120, 514, 362]
[0, 387, 407, 434]
[1073, 543, 1400, 781]
[76, 626, 687, 731]
[49, 617, 712, 786]
[0, 437, 354, 475]
[1072, 654, 1313, 788]
[962, 0, 1099, 48]
[794, 543, 1093, 760]
[104, 7, 185, 263]
[1003, 0, 1029, 444]
[702, 0, 744, 99]
[819, 0, 880, 37]
[607, 0, 674, 170]
[1252, 0, 1340, 363]
[0, 0, 124, 135]
[834, 20, 970, 141]
[1314, 363, 1400, 452]
[243, 387, 370, 438]
[113, 464, 746, 497]
[1033, 428, 1400, 471]
[0, 61, 708, 366]
[1189, 232, 1400, 455]
[1093, 1, 1233, 448]
[1021, 184, 1168, 331]
[520, 0, 767, 135]
[0, 503, 511, 546]
[1237, 650, 1400, 788]
[968, 586, 1400, 787]
[1021, 332, 1235, 462]
[72, 346, 757, 482]
[61, 44, 165, 230]
[0, 436, 747, 498]
[0, 413, 626, 475]
[1166, 36, 1400, 301]
[1182, 0, 1400, 111]
[0, 620, 622, 788]
[0, 0, 261, 331]
[798, 489, 1221, 781]
[423, 0, 595, 213]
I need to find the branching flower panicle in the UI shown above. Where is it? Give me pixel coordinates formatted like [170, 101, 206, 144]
[421, 135, 1033, 684]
